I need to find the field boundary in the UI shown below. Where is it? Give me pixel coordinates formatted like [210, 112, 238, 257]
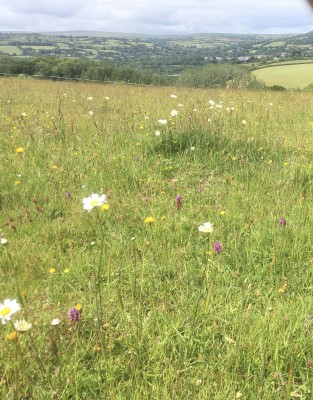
[0, 72, 158, 87]
[252, 60, 313, 71]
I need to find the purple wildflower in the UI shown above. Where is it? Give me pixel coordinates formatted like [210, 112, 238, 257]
[175, 194, 183, 209]
[279, 218, 287, 227]
[68, 307, 80, 323]
[65, 191, 71, 198]
[214, 242, 222, 254]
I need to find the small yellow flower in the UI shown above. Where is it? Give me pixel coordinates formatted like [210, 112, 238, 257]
[64, 268, 70, 274]
[161, 215, 166, 220]
[95, 344, 102, 352]
[139, 125, 144, 130]
[283, 162, 288, 166]
[16, 147, 24, 154]
[144, 216, 155, 224]
[268, 160, 273, 164]
[220, 210, 226, 215]
[278, 283, 288, 294]
[14, 180, 21, 185]
[232, 156, 237, 161]
[74, 303, 82, 311]
[207, 251, 212, 255]
[145, 240, 150, 246]
[101, 204, 110, 211]
[49, 268, 56, 274]
[7, 331, 18, 341]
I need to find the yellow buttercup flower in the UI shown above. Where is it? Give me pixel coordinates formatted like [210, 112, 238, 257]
[101, 204, 110, 211]
[144, 216, 155, 224]
[7, 331, 18, 341]
[16, 147, 24, 154]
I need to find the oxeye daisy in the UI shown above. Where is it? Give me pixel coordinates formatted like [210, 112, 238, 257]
[198, 222, 214, 233]
[0, 299, 21, 324]
[83, 193, 107, 212]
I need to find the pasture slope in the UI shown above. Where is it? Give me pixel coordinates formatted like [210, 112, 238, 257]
[0, 77, 313, 399]
[253, 62, 313, 89]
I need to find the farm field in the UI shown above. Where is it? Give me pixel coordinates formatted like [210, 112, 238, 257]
[253, 63, 313, 88]
[0, 78, 313, 398]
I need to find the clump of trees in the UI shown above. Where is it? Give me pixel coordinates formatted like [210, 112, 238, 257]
[0, 56, 168, 86]
[177, 63, 265, 89]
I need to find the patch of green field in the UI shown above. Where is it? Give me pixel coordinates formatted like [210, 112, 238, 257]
[0, 45, 22, 55]
[20, 45, 56, 50]
[0, 78, 313, 398]
[264, 41, 286, 47]
[253, 63, 313, 88]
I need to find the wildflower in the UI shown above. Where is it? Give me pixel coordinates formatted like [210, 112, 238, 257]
[88, 111, 94, 116]
[208, 100, 215, 106]
[65, 191, 71, 198]
[214, 242, 222, 254]
[158, 119, 168, 125]
[0, 238, 8, 245]
[170, 94, 177, 98]
[175, 194, 183, 209]
[155, 130, 161, 136]
[144, 216, 155, 224]
[20, 112, 27, 117]
[236, 392, 243, 399]
[101, 204, 110, 211]
[171, 110, 178, 117]
[241, 120, 247, 125]
[14, 180, 21, 185]
[13, 319, 32, 332]
[278, 283, 288, 294]
[87, 96, 93, 101]
[68, 307, 81, 323]
[198, 222, 214, 233]
[0, 299, 21, 324]
[15, 147, 24, 154]
[279, 217, 287, 227]
[64, 268, 70, 274]
[51, 318, 60, 326]
[49, 268, 56, 274]
[190, 146, 195, 151]
[7, 331, 18, 341]
[83, 193, 107, 212]
[220, 210, 226, 215]
[104, 96, 110, 100]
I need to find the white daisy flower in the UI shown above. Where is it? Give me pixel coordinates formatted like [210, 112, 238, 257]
[82, 194, 107, 212]
[0, 299, 21, 324]
[198, 222, 214, 233]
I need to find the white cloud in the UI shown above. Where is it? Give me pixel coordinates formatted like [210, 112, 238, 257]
[0, 0, 312, 34]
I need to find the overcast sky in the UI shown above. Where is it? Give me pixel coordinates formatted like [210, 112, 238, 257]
[1, 0, 313, 35]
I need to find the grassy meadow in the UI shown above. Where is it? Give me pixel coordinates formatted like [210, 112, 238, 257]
[253, 63, 313, 89]
[0, 77, 313, 399]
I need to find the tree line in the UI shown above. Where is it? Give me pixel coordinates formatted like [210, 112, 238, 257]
[0, 55, 266, 89]
[0, 56, 169, 86]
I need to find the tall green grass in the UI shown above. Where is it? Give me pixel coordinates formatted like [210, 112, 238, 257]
[0, 78, 313, 399]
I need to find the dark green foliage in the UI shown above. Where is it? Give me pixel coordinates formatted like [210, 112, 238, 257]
[269, 85, 287, 91]
[177, 63, 265, 89]
[0, 56, 168, 86]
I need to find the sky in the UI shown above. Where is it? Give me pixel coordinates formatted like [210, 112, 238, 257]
[1, 0, 313, 35]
